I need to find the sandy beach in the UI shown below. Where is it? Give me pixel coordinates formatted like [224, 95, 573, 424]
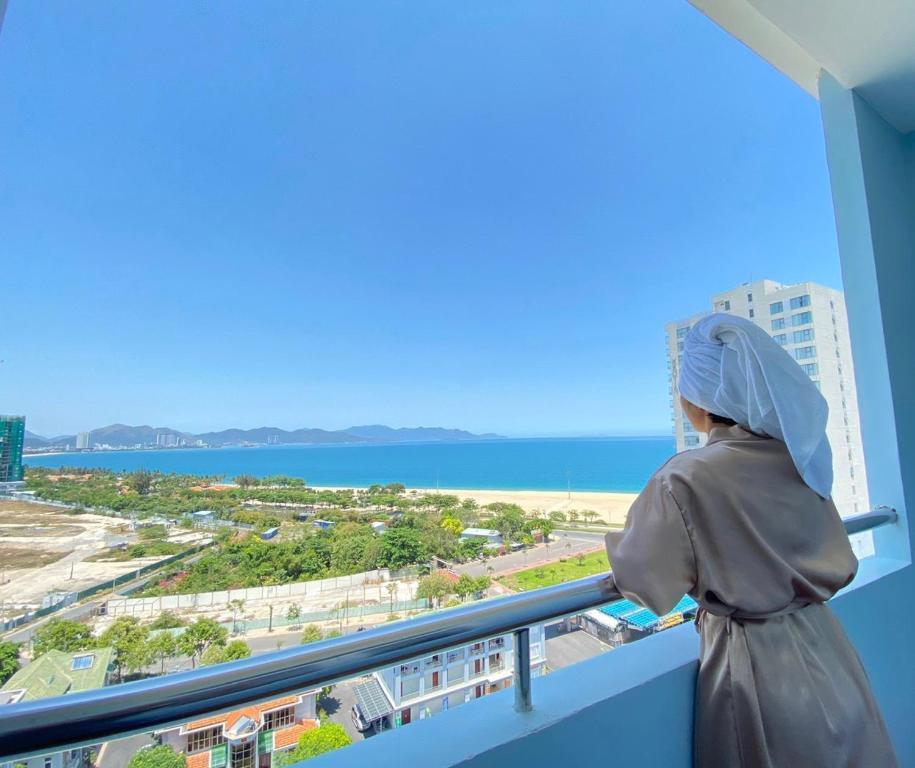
[413, 487, 637, 527]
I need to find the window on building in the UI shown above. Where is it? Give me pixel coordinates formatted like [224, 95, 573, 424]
[747, 293, 753, 302]
[230, 739, 255, 768]
[45, 758, 53, 768]
[800, 363, 819, 376]
[71, 654, 94, 671]
[187, 727, 226, 754]
[676, 326, 689, 338]
[791, 311, 813, 326]
[789, 294, 811, 309]
[773, 333, 787, 345]
[794, 346, 816, 360]
[685, 435, 701, 448]
[771, 318, 786, 330]
[748, 308, 755, 318]
[793, 328, 814, 343]
[264, 706, 295, 731]
[724, 300, 731, 311]
[769, 301, 783, 314]
[447, 650, 464, 664]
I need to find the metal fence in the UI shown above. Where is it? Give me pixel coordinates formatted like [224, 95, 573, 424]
[0, 543, 210, 633]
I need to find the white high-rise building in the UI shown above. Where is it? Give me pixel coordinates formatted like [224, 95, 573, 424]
[75, 432, 91, 450]
[665, 279, 869, 518]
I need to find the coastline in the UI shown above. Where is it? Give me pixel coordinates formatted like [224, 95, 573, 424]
[309, 485, 639, 527]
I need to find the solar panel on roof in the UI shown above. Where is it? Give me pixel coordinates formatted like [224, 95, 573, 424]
[354, 679, 394, 722]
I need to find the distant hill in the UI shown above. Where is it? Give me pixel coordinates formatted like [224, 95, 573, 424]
[23, 423, 504, 450]
[345, 425, 504, 442]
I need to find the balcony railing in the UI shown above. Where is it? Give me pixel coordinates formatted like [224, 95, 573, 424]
[0, 508, 896, 764]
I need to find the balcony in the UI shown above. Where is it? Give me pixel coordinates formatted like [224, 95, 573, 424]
[0, 510, 903, 768]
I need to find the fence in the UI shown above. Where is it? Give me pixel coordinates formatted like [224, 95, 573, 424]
[227, 598, 431, 633]
[0, 543, 210, 633]
[104, 565, 420, 617]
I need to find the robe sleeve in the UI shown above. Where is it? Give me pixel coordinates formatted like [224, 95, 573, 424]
[604, 473, 697, 616]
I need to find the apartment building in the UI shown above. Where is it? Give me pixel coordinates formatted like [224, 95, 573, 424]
[362, 626, 547, 728]
[0, 415, 25, 485]
[665, 280, 868, 518]
[157, 692, 318, 768]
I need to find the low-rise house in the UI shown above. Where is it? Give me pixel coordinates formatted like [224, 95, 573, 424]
[1, 647, 114, 768]
[156, 691, 319, 768]
[362, 626, 547, 729]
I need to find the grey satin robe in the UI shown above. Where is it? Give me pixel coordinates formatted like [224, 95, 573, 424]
[605, 425, 897, 767]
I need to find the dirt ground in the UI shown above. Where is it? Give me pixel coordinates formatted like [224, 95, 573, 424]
[0, 500, 205, 612]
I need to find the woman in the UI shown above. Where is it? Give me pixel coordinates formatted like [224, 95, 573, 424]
[605, 313, 896, 767]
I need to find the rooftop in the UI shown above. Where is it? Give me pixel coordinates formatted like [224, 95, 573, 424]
[1, 648, 113, 702]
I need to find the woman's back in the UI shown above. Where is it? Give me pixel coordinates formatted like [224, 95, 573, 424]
[660, 423, 857, 617]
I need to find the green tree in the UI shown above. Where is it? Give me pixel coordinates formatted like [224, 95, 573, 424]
[454, 574, 478, 601]
[287, 604, 301, 623]
[178, 618, 227, 667]
[200, 639, 250, 666]
[99, 617, 152, 680]
[32, 619, 94, 656]
[147, 632, 177, 674]
[548, 510, 567, 523]
[582, 510, 599, 526]
[377, 525, 427, 568]
[0, 641, 20, 685]
[415, 572, 454, 608]
[273, 723, 351, 766]
[127, 744, 186, 768]
[130, 471, 154, 496]
[300, 624, 323, 644]
[149, 612, 185, 630]
[527, 518, 554, 541]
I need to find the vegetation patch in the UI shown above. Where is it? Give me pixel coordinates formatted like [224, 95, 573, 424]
[498, 551, 610, 592]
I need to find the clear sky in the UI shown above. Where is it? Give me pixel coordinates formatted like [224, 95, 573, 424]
[0, 1, 842, 438]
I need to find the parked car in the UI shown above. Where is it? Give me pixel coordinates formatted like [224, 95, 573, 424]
[351, 705, 372, 733]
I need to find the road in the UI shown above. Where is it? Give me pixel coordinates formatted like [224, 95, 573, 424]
[545, 623, 609, 670]
[454, 530, 606, 578]
[98, 733, 154, 768]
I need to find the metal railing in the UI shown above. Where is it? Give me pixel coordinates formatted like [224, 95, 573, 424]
[0, 507, 897, 762]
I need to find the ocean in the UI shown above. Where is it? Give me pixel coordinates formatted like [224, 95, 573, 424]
[23, 437, 676, 493]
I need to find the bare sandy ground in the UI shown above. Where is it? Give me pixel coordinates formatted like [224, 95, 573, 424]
[413, 488, 638, 527]
[0, 501, 205, 611]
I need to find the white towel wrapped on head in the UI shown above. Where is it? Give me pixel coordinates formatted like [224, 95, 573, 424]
[677, 312, 833, 499]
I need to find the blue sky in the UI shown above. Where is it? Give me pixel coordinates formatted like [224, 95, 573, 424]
[0, 1, 842, 438]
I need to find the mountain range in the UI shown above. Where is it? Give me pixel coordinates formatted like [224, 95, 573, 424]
[24, 424, 504, 450]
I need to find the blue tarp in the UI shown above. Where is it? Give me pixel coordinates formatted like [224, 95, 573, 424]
[599, 594, 698, 631]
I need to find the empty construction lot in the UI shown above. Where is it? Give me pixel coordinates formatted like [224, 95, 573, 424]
[0, 500, 194, 612]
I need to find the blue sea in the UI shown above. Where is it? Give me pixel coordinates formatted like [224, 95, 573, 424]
[23, 437, 676, 493]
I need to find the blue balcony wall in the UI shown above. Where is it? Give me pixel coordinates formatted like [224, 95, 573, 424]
[820, 70, 915, 763]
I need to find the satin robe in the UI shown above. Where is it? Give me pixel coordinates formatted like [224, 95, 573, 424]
[605, 424, 897, 767]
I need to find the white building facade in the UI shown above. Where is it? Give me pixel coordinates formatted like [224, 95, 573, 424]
[665, 279, 869, 518]
[374, 626, 547, 727]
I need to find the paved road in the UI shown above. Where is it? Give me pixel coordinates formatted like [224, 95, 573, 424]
[99, 732, 154, 768]
[545, 624, 609, 670]
[454, 530, 606, 578]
